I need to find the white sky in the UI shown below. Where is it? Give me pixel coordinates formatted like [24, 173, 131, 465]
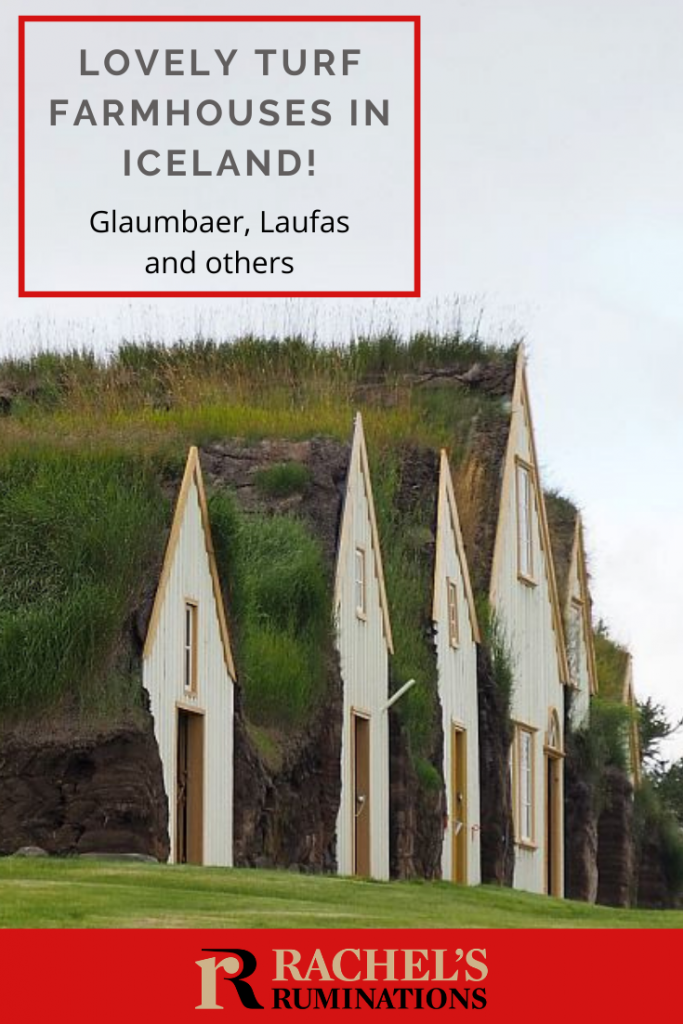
[2, 0, 682, 759]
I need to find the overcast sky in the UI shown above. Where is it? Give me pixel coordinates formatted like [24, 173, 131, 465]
[2, 0, 682, 758]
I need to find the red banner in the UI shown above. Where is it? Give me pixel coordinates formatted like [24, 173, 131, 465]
[0, 928, 674, 1017]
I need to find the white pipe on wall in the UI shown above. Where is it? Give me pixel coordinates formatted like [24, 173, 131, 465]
[383, 678, 416, 712]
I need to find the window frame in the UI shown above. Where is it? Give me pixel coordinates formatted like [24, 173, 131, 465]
[546, 708, 563, 754]
[512, 723, 536, 846]
[183, 599, 199, 695]
[355, 546, 367, 620]
[515, 458, 536, 586]
[446, 577, 459, 648]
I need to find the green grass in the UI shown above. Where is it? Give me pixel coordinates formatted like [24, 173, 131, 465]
[583, 697, 634, 775]
[0, 450, 167, 713]
[0, 334, 510, 408]
[372, 451, 441, 780]
[594, 622, 630, 702]
[0, 332, 514, 729]
[209, 493, 332, 727]
[478, 599, 515, 713]
[635, 780, 683, 899]
[0, 335, 515, 461]
[0, 858, 681, 928]
[254, 461, 312, 497]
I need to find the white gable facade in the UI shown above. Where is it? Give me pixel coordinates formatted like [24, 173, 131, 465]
[489, 356, 568, 896]
[565, 521, 597, 730]
[143, 447, 236, 867]
[334, 415, 393, 880]
[433, 451, 481, 885]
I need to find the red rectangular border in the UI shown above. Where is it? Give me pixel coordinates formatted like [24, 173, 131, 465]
[0, 927, 680, 1017]
[18, 15, 421, 299]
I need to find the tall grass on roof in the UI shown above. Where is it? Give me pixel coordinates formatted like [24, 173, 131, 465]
[209, 493, 331, 728]
[0, 332, 516, 727]
[0, 451, 167, 712]
[1, 332, 502, 392]
[0, 333, 515, 435]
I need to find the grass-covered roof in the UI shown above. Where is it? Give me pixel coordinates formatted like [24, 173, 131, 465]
[594, 623, 631, 703]
[0, 334, 518, 726]
[545, 490, 580, 605]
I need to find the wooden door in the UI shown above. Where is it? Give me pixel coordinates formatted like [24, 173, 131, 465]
[545, 753, 561, 896]
[353, 714, 371, 876]
[176, 710, 204, 864]
[451, 725, 468, 884]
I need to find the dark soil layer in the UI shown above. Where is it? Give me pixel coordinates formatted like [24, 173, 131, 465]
[233, 677, 343, 872]
[201, 437, 349, 567]
[389, 710, 445, 880]
[637, 828, 672, 909]
[596, 767, 635, 907]
[564, 744, 599, 903]
[0, 713, 168, 859]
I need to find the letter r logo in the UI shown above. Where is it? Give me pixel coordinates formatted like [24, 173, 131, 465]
[195, 948, 264, 1010]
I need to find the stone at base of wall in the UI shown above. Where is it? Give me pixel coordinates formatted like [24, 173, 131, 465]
[77, 852, 159, 863]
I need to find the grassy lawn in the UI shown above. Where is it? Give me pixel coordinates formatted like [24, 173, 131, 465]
[1, 858, 682, 928]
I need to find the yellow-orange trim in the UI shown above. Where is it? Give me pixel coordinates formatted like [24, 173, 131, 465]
[515, 457, 537, 585]
[183, 598, 199, 695]
[544, 749, 563, 896]
[511, 720, 538, 846]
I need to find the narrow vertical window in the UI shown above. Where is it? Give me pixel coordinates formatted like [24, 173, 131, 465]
[355, 547, 367, 618]
[184, 601, 198, 693]
[447, 578, 459, 647]
[516, 461, 535, 581]
[518, 727, 534, 843]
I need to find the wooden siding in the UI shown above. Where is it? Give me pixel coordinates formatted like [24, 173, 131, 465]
[490, 363, 566, 895]
[566, 528, 592, 729]
[143, 454, 235, 867]
[434, 452, 481, 884]
[335, 416, 391, 880]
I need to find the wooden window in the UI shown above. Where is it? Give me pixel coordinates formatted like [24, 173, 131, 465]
[546, 709, 562, 753]
[516, 461, 535, 583]
[184, 601, 198, 693]
[447, 578, 459, 647]
[514, 725, 535, 844]
[355, 547, 367, 619]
